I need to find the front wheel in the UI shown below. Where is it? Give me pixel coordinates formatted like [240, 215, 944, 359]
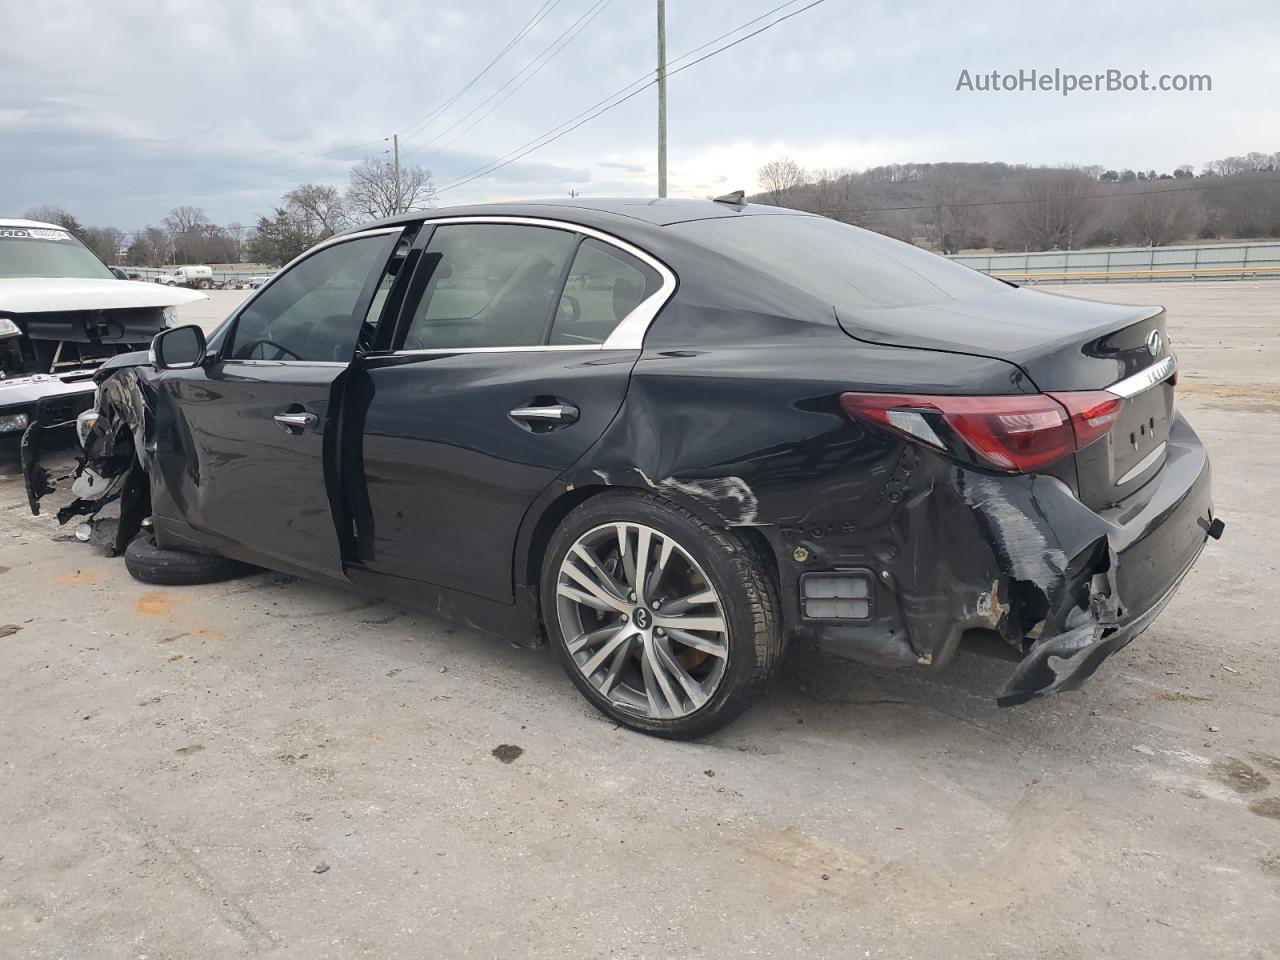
[542, 491, 782, 739]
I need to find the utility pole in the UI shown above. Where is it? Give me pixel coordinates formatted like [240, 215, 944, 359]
[656, 0, 667, 198]
[392, 133, 402, 214]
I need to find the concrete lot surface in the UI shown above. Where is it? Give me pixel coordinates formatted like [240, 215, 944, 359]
[1, 282, 1277, 958]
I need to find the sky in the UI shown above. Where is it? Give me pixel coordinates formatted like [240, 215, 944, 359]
[2, 0, 1278, 232]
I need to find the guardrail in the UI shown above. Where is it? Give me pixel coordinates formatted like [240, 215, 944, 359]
[950, 241, 1280, 283]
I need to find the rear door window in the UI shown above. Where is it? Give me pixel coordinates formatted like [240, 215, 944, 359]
[402, 224, 577, 349]
[549, 238, 661, 345]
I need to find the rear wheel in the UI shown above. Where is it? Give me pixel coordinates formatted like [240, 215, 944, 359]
[542, 491, 781, 739]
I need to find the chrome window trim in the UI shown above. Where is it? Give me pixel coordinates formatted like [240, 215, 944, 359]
[391, 215, 677, 355]
[1116, 441, 1168, 486]
[220, 359, 350, 368]
[1109, 355, 1177, 398]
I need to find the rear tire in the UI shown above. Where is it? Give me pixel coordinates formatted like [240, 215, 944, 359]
[124, 534, 253, 586]
[541, 491, 782, 739]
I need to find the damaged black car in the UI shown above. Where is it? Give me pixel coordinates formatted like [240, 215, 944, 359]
[25, 198, 1224, 738]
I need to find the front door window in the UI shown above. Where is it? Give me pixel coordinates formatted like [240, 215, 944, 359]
[229, 234, 395, 363]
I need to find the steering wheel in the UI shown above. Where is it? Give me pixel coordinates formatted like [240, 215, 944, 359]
[237, 338, 304, 361]
[558, 294, 582, 324]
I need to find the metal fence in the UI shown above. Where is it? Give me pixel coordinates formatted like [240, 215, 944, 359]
[950, 241, 1280, 283]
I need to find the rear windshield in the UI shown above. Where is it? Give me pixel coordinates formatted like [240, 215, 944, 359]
[0, 226, 114, 280]
[669, 214, 1005, 308]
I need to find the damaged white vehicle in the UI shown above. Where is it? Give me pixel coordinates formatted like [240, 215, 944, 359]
[0, 218, 205, 435]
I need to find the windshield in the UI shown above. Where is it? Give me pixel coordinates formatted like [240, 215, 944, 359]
[670, 214, 1006, 309]
[0, 226, 114, 280]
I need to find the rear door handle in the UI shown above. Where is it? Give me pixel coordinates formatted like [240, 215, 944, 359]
[273, 411, 318, 433]
[509, 403, 579, 425]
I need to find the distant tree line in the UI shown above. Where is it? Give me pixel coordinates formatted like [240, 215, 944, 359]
[754, 151, 1280, 253]
[23, 153, 437, 269]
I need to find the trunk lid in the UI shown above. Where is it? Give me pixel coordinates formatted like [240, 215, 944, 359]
[834, 286, 1165, 391]
[835, 287, 1176, 507]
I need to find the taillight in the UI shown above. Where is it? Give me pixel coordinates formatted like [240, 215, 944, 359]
[839, 390, 1124, 473]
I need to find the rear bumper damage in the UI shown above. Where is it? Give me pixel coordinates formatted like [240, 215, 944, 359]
[776, 411, 1221, 706]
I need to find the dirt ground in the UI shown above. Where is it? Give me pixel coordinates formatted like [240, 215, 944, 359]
[1, 281, 1277, 959]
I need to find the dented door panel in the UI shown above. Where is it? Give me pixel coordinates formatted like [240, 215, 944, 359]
[347, 348, 638, 602]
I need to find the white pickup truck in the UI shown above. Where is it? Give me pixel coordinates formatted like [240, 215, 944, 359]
[0, 219, 206, 435]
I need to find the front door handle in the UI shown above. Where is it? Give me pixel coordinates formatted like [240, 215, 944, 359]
[273, 411, 318, 433]
[509, 403, 579, 425]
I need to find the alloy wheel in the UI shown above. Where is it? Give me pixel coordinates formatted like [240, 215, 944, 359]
[555, 522, 729, 720]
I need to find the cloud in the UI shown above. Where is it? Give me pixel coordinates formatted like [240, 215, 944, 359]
[1, 0, 1276, 227]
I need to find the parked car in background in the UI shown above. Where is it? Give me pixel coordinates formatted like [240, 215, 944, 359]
[25, 198, 1222, 737]
[0, 218, 205, 436]
[156, 264, 214, 289]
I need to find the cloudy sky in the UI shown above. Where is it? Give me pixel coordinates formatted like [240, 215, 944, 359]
[2, 0, 1278, 231]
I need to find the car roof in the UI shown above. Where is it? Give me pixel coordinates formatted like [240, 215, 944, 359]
[0, 218, 65, 230]
[359, 197, 811, 234]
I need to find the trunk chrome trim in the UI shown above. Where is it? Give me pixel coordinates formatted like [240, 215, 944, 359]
[1109, 355, 1177, 398]
[1116, 441, 1168, 486]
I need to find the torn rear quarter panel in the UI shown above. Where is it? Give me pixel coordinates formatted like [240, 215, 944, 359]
[556, 288, 1214, 704]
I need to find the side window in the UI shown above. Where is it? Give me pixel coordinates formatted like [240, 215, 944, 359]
[550, 238, 661, 345]
[403, 224, 576, 350]
[229, 234, 393, 362]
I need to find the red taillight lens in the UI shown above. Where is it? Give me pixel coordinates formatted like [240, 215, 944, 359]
[839, 390, 1124, 473]
[1047, 390, 1125, 449]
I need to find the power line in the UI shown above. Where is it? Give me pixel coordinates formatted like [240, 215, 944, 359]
[431, 0, 814, 192]
[400, 0, 611, 163]
[436, 0, 828, 194]
[394, 0, 564, 143]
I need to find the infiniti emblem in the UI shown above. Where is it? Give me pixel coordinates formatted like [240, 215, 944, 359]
[1146, 330, 1162, 356]
[633, 607, 652, 630]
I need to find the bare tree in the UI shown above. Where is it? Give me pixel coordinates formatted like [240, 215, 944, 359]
[284, 183, 350, 237]
[757, 156, 807, 206]
[923, 174, 983, 254]
[80, 226, 126, 264]
[162, 206, 210, 235]
[346, 156, 437, 221]
[1121, 186, 1194, 246]
[127, 226, 174, 267]
[1006, 169, 1097, 250]
[225, 222, 247, 262]
[23, 205, 86, 238]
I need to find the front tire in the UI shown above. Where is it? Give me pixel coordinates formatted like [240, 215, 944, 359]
[124, 533, 253, 586]
[541, 491, 782, 739]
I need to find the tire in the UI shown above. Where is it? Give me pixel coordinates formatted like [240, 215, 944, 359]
[541, 490, 782, 739]
[124, 533, 253, 586]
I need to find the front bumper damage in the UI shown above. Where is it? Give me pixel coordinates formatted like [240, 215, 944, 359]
[775, 411, 1222, 706]
[22, 365, 151, 556]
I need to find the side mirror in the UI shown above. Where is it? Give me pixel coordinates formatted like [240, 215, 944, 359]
[150, 324, 206, 370]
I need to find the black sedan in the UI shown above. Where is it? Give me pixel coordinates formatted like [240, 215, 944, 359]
[27, 198, 1223, 738]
